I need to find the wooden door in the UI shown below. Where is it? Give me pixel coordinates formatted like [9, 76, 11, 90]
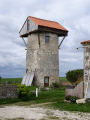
[44, 77, 49, 86]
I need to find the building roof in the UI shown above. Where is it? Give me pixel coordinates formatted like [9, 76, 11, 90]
[28, 16, 68, 32]
[81, 40, 90, 44]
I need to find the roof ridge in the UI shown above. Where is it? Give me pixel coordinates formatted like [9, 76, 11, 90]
[27, 16, 68, 32]
[28, 16, 58, 23]
[81, 40, 90, 44]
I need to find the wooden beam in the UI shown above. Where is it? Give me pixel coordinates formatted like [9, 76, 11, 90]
[38, 33, 40, 47]
[38, 26, 68, 36]
[22, 37, 27, 47]
[58, 36, 65, 49]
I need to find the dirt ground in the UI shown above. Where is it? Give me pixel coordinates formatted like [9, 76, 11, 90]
[0, 105, 90, 120]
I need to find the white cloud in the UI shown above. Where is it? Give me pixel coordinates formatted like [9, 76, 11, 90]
[0, 0, 90, 77]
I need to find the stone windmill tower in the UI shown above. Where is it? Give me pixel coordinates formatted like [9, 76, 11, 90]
[81, 40, 90, 98]
[19, 16, 68, 86]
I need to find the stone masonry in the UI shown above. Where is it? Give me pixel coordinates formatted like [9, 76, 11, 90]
[83, 43, 90, 98]
[26, 33, 59, 86]
[0, 84, 18, 99]
[19, 16, 68, 86]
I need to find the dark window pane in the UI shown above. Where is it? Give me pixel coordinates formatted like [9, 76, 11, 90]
[27, 20, 30, 30]
[44, 77, 49, 83]
[45, 36, 50, 43]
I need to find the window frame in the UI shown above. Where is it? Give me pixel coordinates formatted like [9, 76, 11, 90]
[45, 36, 50, 43]
[44, 77, 49, 86]
[27, 19, 30, 31]
[44, 77, 49, 83]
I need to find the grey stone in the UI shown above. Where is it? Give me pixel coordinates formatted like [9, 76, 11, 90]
[0, 85, 18, 99]
[26, 33, 59, 86]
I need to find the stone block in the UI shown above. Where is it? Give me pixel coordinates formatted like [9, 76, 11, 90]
[76, 98, 86, 104]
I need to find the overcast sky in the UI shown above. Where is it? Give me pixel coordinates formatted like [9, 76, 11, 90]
[0, 0, 90, 78]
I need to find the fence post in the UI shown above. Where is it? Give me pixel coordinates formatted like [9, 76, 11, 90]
[36, 88, 38, 97]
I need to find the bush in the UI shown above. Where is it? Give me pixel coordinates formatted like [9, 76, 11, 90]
[70, 96, 79, 103]
[65, 95, 72, 101]
[18, 85, 29, 100]
[0, 76, 2, 82]
[51, 82, 65, 89]
[7, 81, 13, 84]
[65, 95, 79, 103]
[52, 82, 60, 88]
[75, 76, 83, 85]
[66, 69, 83, 83]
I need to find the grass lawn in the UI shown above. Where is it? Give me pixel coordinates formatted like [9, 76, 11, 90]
[0, 78, 22, 84]
[0, 87, 90, 113]
[53, 101, 90, 113]
[0, 78, 89, 112]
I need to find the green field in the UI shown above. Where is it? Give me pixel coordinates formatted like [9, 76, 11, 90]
[59, 77, 67, 82]
[0, 77, 67, 84]
[0, 78, 22, 84]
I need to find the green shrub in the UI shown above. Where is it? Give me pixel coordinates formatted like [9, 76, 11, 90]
[65, 95, 72, 101]
[0, 76, 2, 82]
[52, 82, 60, 88]
[70, 96, 79, 103]
[7, 81, 13, 84]
[18, 85, 29, 100]
[51, 82, 65, 89]
[65, 95, 79, 103]
[75, 76, 83, 85]
[66, 69, 83, 83]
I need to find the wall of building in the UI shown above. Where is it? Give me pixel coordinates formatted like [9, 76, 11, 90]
[0, 85, 18, 99]
[66, 81, 84, 98]
[26, 32, 59, 86]
[84, 45, 90, 98]
[19, 18, 38, 37]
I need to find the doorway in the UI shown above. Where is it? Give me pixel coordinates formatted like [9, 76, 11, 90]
[44, 77, 49, 86]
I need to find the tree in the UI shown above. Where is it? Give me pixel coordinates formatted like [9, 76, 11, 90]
[0, 76, 2, 82]
[66, 69, 83, 83]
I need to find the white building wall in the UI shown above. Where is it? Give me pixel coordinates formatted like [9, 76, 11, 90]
[26, 33, 59, 86]
[84, 45, 90, 98]
[19, 18, 38, 37]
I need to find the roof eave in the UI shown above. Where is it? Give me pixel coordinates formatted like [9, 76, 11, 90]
[81, 40, 90, 45]
[20, 25, 68, 37]
[38, 25, 68, 37]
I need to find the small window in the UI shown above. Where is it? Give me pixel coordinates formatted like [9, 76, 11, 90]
[44, 77, 49, 83]
[44, 77, 49, 86]
[27, 20, 30, 30]
[45, 36, 50, 43]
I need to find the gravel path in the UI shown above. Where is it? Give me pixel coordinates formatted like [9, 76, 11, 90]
[0, 106, 90, 120]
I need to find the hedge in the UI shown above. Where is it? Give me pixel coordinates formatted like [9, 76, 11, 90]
[66, 69, 83, 83]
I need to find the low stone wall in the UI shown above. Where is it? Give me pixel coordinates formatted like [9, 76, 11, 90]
[0, 84, 18, 99]
[66, 81, 84, 99]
